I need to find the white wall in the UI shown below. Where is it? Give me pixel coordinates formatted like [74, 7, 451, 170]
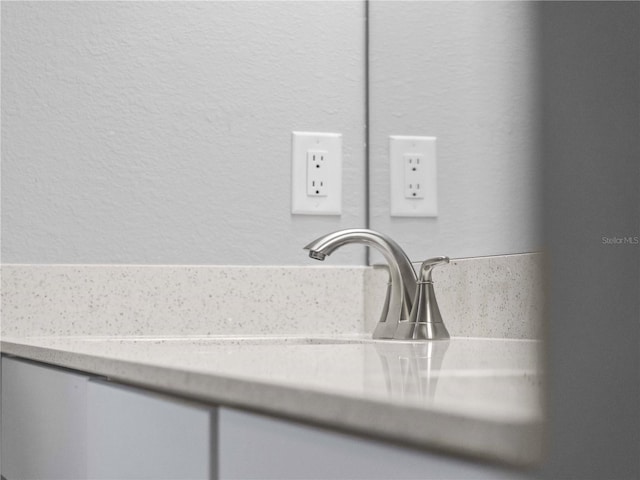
[1, 1, 367, 265]
[369, 1, 541, 261]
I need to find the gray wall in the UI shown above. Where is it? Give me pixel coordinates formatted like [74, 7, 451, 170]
[369, 1, 541, 260]
[533, 3, 639, 479]
[1, 1, 367, 265]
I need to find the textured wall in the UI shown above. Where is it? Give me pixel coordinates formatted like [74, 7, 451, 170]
[1, 1, 367, 265]
[369, 2, 541, 261]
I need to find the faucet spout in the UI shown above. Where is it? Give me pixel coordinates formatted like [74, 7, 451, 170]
[304, 229, 417, 339]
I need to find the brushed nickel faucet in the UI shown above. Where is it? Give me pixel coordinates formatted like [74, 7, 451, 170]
[304, 228, 450, 341]
[395, 257, 450, 340]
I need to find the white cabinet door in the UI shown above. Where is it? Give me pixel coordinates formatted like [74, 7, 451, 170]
[1, 356, 91, 480]
[218, 408, 526, 480]
[87, 379, 215, 480]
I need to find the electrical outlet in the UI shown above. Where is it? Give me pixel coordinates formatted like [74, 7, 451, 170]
[307, 150, 328, 196]
[404, 154, 425, 199]
[291, 132, 342, 215]
[390, 136, 437, 217]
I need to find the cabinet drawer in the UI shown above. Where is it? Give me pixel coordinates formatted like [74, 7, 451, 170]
[1, 356, 92, 480]
[218, 408, 525, 480]
[87, 380, 215, 480]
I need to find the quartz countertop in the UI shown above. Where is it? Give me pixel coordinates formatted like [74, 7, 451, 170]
[0, 334, 544, 467]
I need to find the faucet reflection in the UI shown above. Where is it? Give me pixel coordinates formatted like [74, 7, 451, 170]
[373, 341, 450, 401]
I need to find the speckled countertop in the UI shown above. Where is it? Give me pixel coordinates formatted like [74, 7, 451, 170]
[1, 258, 545, 465]
[0, 334, 544, 467]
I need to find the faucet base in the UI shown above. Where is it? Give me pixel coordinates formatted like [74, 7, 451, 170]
[372, 320, 397, 339]
[393, 321, 450, 341]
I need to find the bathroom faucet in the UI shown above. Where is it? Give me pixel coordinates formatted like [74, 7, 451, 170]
[304, 229, 416, 339]
[304, 229, 450, 340]
[395, 257, 450, 340]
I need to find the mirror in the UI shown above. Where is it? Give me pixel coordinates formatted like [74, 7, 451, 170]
[2, 1, 542, 265]
[368, 1, 542, 260]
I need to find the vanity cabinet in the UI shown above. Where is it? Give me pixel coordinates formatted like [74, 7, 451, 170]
[1, 356, 525, 480]
[87, 380, 213, 479]
[1, 357, 91, 480]
[1, 357, 214, 480]
[218, 408, 525, 480]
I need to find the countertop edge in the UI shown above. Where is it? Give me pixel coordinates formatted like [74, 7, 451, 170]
[0, 339, 545, 469]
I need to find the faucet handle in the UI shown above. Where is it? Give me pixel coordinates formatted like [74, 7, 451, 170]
[394, 256, 451, 341]
[417, 257, 450, 283]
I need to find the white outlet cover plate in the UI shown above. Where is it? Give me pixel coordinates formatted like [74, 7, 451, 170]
[389, 135, 438, 217]
[291, 131, 342, 215]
